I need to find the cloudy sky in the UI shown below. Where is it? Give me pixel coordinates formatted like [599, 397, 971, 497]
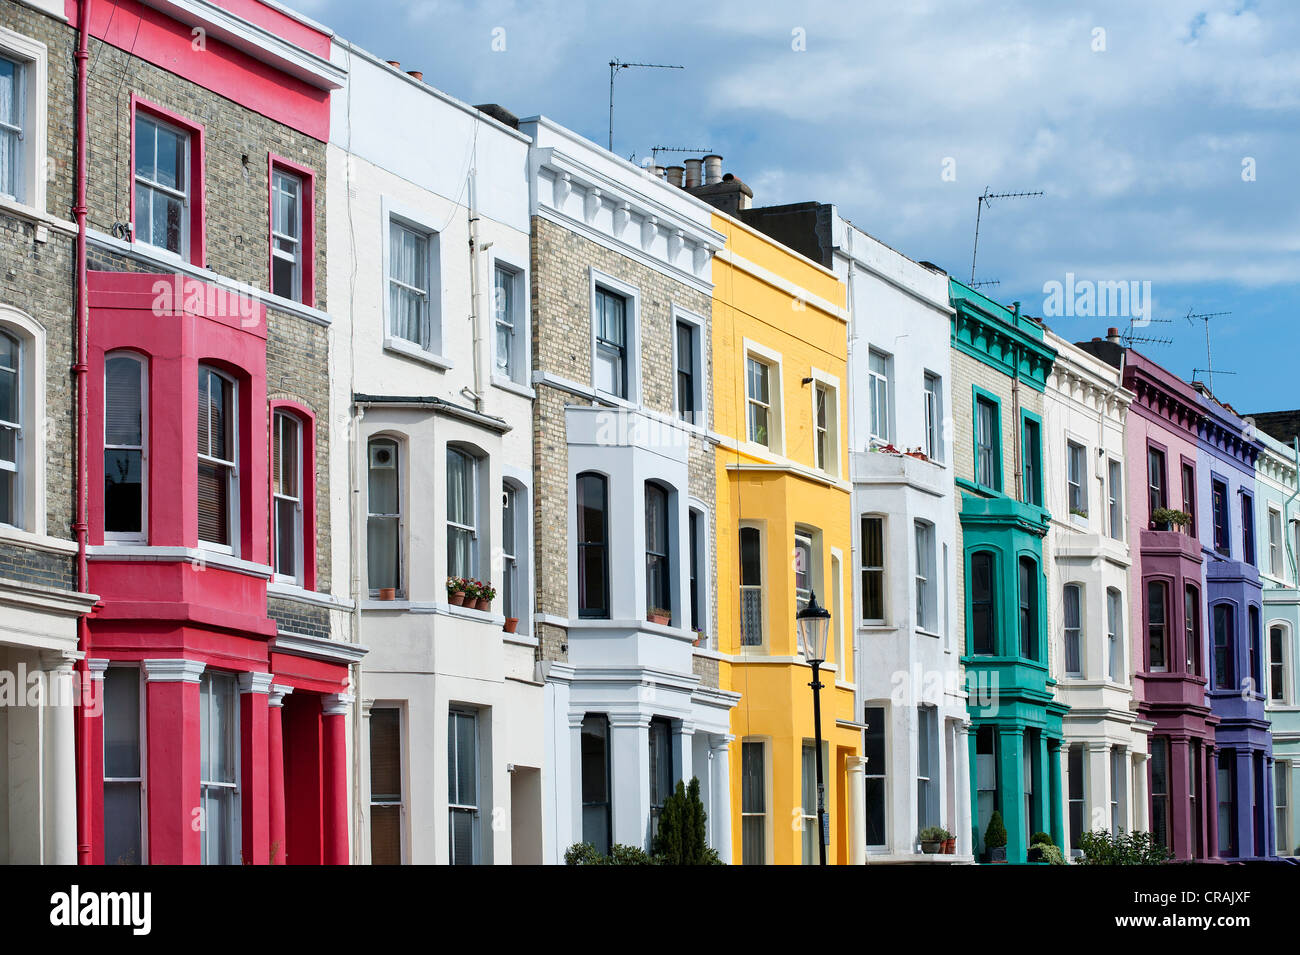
[301, 0, 1299, 414]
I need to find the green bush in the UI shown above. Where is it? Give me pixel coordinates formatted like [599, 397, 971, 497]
[566, 776, 723, 866]
[984, 810, 1008, 848]
[563, 842, 604, 865]
[919, 826, 947, 842]
[606, 843, 659, 865]
[1030, 831, 1054, 846]
[1076, 829, 1171, 865]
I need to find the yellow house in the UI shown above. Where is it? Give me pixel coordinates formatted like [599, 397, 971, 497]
[711, 212, 857, 864]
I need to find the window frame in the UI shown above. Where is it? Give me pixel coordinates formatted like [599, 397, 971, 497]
[859, 515, 886, 625]
[446, 445, 482, 583]
[1063, 582, 1083, 677]
[923, 371, 943, 463]
[103, 351, 149, 544]
[492, 260, 527, 386]
[644, 481, 672, 622]
[1146, 579, 1169, 673]
[589, 270, 641, 403]
[743, 339, 785, 455]
[1179, 457, 1196, 535]
[739, 522, 766, 648]
[501, 479, 528, 627]
[103, 663, 147, 865]
[863, 705, 887, 849]
[0, 28, 49, 211]
[271, 407, 306, 586]
[972, 387, 1002, 493]
[1270, 621, 1291, 704]
[811, 375, 839, 477]
[1146, 444, 1167, 523]
[671, 307, 706, 426]
[196, 365, 239, 555]
[1021, 412, 1043, 507]
[1018, 555, 1039, 661]
[0, 327, 22, 529]
[447, 707, 481, 865]
[1241, 490, 1256, 566]
[914, 519, 936, 634]
[1212, 602, 1235, 691]
[199, 669, 240, 866]
[381, 198, 445, 365]
[580, 713, 612, 856]
[1066, 438, 1088, 521]
[740, 737, 771, 865]
[1106, 586, 1124, 682]
[969, 550, 997, 655]
[1107, 458, 1124, 540]
[267, 154, 316, 307]
[366, 435, 403, 597]
[867, 348, 893, 445]
[1268, 506, 1284, 579]
[368, 704, 406, 865]
[1212, 478, 1231, 557]
[576, 471, 610, 619]
[130, 97, 205, 265]
[1185, 583, 1201, 676]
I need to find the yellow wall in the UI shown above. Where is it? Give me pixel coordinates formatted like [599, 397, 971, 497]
[710, 213, 857, 864]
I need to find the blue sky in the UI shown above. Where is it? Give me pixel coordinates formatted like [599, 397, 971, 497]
[300, 0, 1300, 413]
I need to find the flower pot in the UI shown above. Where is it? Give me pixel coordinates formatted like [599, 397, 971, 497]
[987, 845, 1006, 863]
[503, 617, 519, 634]
[943, 838, 956, 854]
[475, 597, 491, 612]
[378, 587, 396, 601]
[448, 591, 466, 607]
[648, 613, 670, 626]
[921, 840, 941, 855]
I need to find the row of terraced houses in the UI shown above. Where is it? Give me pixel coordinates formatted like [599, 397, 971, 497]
[0, 0, 1294, 865]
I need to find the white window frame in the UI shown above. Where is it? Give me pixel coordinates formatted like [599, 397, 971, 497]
[742, 338, 785, 455]
[197, 365, 238, 556]
[270, 167, 303, 302]
[1107, 587, 1124, 683]
[860, 514, 886, 625]
[589, 269, 641, 404]
[103, 351, 148, 544]
[1107, 458, 1124, 541]
[380, 198, 446, 368]
[366, 435, 403, 598]
[446, 445, 481, 583]
[914, 519, 936, 634]
[923, 371, 943, 462]
[1269, 620, 1291, 705]
[738, 520, 766, 650]
[1268, 507, 1284, 579]
[867, 348, 893, 446]
[1066, 439, 1089, 523]
[0, 307, 43, 535]
[199, 669, 241, 866]
[103, 663, 148, 865]
[368, 703, 407, 865]
[671, 306, 706, 427]
[1063, 582, 1084, 677]
[1277, 760, 1291, 856]
[491, 260, 527, 387]
[271, 410, 303, 585]
[0, 326, 22, 530]
[740, 736, 772, 865]
[831, 549, 846, 678]
[0, 28, 48, 212]
[687, 500, 711, 647]
[448, 707, 481, 865]
[133, 112, 192, 260]
[808, 368, 840, 477]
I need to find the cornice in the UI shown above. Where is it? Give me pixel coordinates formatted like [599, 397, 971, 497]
[949, 283, 1056, 391]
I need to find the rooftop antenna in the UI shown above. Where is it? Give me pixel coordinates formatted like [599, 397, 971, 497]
[970, 187, 1044, 285]
[650, 144, 714, 167]
[608, 59, 684, 154]
[1185, 308, 1232, 393]
[1120, 315, 1173, 348]
[970, 278, 1001, 290]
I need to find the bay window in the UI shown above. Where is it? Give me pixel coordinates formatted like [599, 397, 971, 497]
[272, 410, 303, 583]
[104, 353, 147, 540]
[367, 438, 401, 595]
[199, 670, 239, 865]
[447, 708, 480, 865]
[580, 714, 612, 855]
[446, 446, 479, 582]
[741, 739, 767, 865]
[1213, 603, 1234, 690]
[369, 707, 403, 865]
[197, 366, 237, 550]
[645, 483, 671, 619]
[1147, 580, 1168, 672]
[739, 525, 763, 646]
[970, 551, 995, 654]
[1018, 556, 1038, 660]
[103, 666, 143, 865]
[577, 472, 609, 618]
[1185, 584, 1202, 675]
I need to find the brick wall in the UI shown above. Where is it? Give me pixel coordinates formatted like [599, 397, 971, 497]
[531, 215, 717, 662]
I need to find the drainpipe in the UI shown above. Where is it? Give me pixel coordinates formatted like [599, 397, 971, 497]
[465, 168, 485, 413]
[349, 403, 364, 861]
[73, 0, 93, 868]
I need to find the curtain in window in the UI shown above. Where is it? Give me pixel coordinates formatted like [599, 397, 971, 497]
[446, 448, 475, 580]
[0, 58, 21, 197]
[739, 526, 763, 645]
[389, 223, 429, 348]
[494, 266, 513, 376]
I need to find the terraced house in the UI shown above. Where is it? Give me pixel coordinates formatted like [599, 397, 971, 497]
[949, 280, 1065, 864]
[1042, 331, 1148, 858]
[1192, 385, 1271, 860]
[66, 0, 363, 865]
[1248, 411, 1300, 857]
[697, 176, 858, 866]
[738, 202, 970, 863]
[327, 46, 544, 864]
[523, 120, 738, 863]
[0, 0, 99, 865]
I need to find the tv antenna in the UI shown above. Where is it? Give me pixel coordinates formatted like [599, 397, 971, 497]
[1185, 308, 1232, 393]
[970, 187, 1044, 285]
[608, 59, 684, 153]
[970, 279, 1001, 290]
[649, 144, 714, 168]
[1120, 315, 1173, 348]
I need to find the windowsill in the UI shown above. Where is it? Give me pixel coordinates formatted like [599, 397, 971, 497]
[360, 598, 505, 626]
[0, 523, 77, 555]
[86, 544, 273, 579]
[1070, 515, 1090, 527]
[915, 628, 943, 639]
[383, 336, 453, 370]
[0, 194, 74, 239]
[266, 579, 353, 610]
[858, 622, 891, 632]
[490, 374, 535, 399]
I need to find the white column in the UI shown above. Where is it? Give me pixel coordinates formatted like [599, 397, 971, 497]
[710, 735, 732, 863]
[566, 712, 583, 854]
[7, 652, 42, 864]
[674, 720, 695, 785]
[41, 650, 80, 865]
[1133, 753, 1149, 833]
[1086, 741, 1109, 835]
[955, 721, 972, 857]
[1058, 741, 1073, 857]
[847, 755, 867, 865]
[609, 714, 651, 849]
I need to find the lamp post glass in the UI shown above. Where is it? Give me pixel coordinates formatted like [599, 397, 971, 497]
[797, 592, 831, 864]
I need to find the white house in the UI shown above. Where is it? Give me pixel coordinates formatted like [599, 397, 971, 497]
[519, 116, 738, 863]
[1042, 330, 1150, 857]
[327, 42, 544, 864]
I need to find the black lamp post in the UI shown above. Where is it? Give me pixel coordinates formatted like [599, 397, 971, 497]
[797, 591, 831, 866]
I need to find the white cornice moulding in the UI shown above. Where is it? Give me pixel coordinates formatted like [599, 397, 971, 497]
[138, 0, 346, 90]
[715, 248, 849, 322]
[0, 576, 99, 617]
[237, 671, 275, 694]
[144, 658, 206, 683]
[270, 631, 368, 665]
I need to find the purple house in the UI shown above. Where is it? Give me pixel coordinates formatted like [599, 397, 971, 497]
[1079, 339, 1218, 860]
[1194, 385, 1274, 859]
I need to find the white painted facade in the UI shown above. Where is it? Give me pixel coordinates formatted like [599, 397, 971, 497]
[831, 216, 972, 862]
[327, 42, 544, 864]
[520, 117, 738, 863]
[1041, 331, 1150, 858]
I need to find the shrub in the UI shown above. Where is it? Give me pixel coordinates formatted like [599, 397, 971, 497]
[919, 826, 947, 843]
[1031, 831, 1054, 847]
[654, 777, 722, 864]
[1076, 829, 1171, 865]
[984, 810, 1007, 848]
[564, 842, 604, 866]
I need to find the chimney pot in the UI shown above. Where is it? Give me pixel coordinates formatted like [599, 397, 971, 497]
[703, 154, 723, 185]
[386, 60, 400, 69]
[684, 158, 702, 188]
[665, 165, 685, 188]
[1107, 327, 1122, 344]
[407, 70, 423, 81]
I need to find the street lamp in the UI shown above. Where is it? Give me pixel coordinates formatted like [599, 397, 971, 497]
[797, 591, 831, 865]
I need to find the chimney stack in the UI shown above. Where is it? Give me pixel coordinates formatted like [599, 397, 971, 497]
[684, 158, 703, 189]
[1107, 326, 1121, 344]
[665, 165, 685, 188]
[703, 155, 723, 185]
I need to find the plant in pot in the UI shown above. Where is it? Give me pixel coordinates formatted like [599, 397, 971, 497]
[503, 615, 519, 634]
[1151, 507, 1191, 532]
[983, 811, 1007, 863]
[941, 828, 955, 854]
[1027, 831, 1054, 863]
[476, 582, 496, 612]
[648, 606, 671, 626]
[446, 577, 467, 606]
[919, 826, 946, 855]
